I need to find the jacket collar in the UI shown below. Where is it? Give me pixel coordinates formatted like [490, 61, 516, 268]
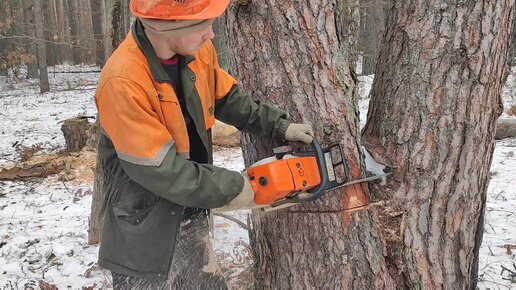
[132, 19, 195, 83]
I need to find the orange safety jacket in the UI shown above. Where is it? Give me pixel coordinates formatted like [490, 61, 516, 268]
[94, 19, 290, 280]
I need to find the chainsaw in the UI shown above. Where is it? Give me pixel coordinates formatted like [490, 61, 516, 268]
[246, 140, 391, 210]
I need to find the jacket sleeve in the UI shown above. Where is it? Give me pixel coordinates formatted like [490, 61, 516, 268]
[207, 43, 290, 140]
[96, 76, 242, 209]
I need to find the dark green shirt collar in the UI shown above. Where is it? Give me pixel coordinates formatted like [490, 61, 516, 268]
[132, 19, 195, 83]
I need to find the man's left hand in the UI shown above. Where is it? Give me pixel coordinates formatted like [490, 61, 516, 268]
[284, 123, 314, 144]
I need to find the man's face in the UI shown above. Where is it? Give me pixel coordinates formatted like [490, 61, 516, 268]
[164, 22, 215, 56]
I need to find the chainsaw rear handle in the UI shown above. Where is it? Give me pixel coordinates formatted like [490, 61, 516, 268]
[271, 139, 329, 207]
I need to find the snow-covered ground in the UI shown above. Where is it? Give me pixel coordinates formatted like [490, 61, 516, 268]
[0, 65, 515, 289]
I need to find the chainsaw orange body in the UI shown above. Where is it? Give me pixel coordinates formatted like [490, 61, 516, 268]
[247, 156, 321, 205]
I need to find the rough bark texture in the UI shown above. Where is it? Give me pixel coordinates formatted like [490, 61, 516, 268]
[212, 16, 229, 70]
[110, 0, 124, 50]
[510, 7, 516, 66]
[226, 1, 393, 288]
[336, 0, 361, 68]
[358, 0, 386, 75]
[33, 0, 49, 92]
[362, 1, 515, 288]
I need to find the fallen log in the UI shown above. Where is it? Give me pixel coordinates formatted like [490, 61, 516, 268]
[496, 118, 516, 140]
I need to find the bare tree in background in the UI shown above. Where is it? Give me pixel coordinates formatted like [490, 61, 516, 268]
[33, 0, 49, 92]
[42, 0, 58, 66]
[56, 0, 73, 64]
[91, 0, 106, 67]
[510, 7, 516, 66]
[21, 0, 38, 78]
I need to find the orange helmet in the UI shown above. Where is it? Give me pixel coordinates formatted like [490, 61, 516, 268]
[130, 0, 230, 20]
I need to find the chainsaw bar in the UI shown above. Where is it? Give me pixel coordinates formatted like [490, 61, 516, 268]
[297, 143, 390, 191]
[322, 144, 391, 190]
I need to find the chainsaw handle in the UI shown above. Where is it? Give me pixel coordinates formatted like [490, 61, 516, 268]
[271, 139, 329, 207]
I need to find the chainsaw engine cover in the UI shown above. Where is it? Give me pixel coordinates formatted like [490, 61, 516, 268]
[247, 156, 321, 205]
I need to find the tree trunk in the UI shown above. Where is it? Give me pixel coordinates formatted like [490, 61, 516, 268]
[102, 0, 115, 59]
[42, 0, 57, 66]
[110, 0, 123, 50]
[510, 6, 516, 66]
[90, 0, 105, 67]
[78, 0, 95, 64]
[8, 0, 26, 79]
[21, 0, 38, 78]
[362, 1, 515, 288]
[122, 0, 131, 38]
[212, 17, 229, 71]
[358, 0, 386, 75]
[56, 0, 72, 64]
[226, 2, 394, 288]
[336, 0, 361, 69]
[33, 0, 49, 93]
[67, 0, 81, 64]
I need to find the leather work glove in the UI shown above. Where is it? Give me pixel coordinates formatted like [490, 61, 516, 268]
[212, 174, 262, 212]
[284, 123, 314, 144]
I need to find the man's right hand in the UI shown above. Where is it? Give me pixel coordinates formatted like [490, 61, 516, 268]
[212, 174, 258, 212]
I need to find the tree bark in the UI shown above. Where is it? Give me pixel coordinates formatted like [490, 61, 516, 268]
[90, 0, 105, 67]
[56, 0, 73, 64]
[336, 0, 361, 69]
[33, 0, 49, 93]
[78, 0, 95, 64]
[510, 6, 516, 66]
[226, 1, 394, 288]
[42, 0, 57, 66]
[67, 0, 81, 64]
[362, 1, 515, 288]
[102, 0, 115, 59]
[213, 17, 229, 70]
[110, 0, 124, 50]
[358, 0, 386, 75]
[21, 0, 38, 78]
[122, 0, 131, 38]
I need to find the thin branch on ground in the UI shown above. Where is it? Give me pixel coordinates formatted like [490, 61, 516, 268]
[213, 213, 250, 230]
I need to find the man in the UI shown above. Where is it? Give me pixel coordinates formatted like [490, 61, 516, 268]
[94, 0, 314, 288]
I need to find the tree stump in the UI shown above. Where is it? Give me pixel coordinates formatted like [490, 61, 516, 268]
[61, 117, 92, 152]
